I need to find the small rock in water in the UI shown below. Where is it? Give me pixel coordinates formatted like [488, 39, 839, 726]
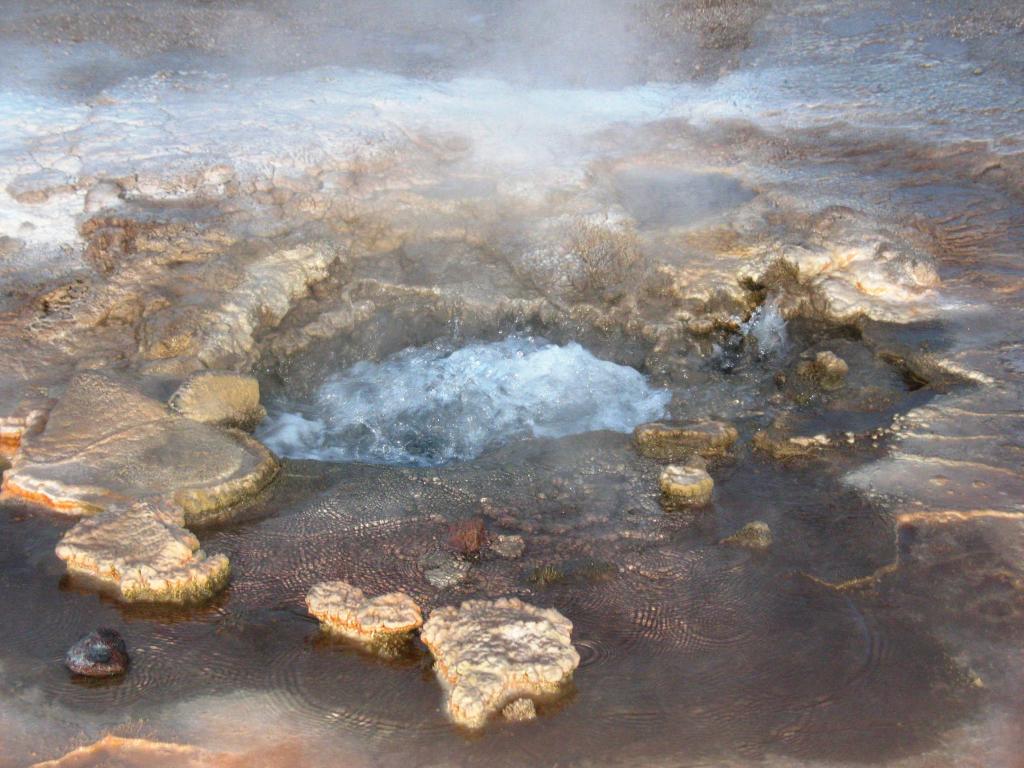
[659, 464, 714, 506]
[421, 597, 579, 729]
[721, 521, 773, 550]
[634, 420, 738, 461]
[420, 550, 471, 588]
[306, 580, 422, 643]
[65, 629, 129, 677]
[502, 697, 538, 722]
[491, 534, 525, 559]
[752, 427, 831, 460]
[796, 350, 848, 390]
[447, 517, 489, 558]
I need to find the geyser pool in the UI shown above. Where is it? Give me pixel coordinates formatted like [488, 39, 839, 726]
[259, 336, 670, 466]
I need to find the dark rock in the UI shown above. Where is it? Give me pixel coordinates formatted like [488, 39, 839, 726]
[65, 628, 129, 677]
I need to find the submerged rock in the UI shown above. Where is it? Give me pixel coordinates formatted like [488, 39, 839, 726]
[55, 503, 231, 603]
[420, 597, 580, 729]
[721, 521, 773, 550]
[305, 580, 423, 643]
[502, 697, 538, 722]
[752, 427, 832, 461]
[447, 517, 489, 558]
[633, 419, 738, 461]
[659, 464, 714, 506]
[168, 371, 266, 431]
[1, 371, 278, 520]
[491, 534, 526, 559]
[420, 550, 472, 589]
[64, 628, 129, 677]
[529, 564, 566, 587]
[796, 350, 849, 390]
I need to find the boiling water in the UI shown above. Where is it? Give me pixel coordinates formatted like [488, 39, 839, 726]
[259, 336, 670, 465]
[1, 1, 1023, 766]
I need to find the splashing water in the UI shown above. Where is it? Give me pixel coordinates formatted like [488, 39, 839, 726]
[741, 299, 788, 358]
[259, 336, 670, 466]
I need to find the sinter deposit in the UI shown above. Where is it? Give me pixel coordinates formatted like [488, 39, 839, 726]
[634, 420, 738, 461]
[2, 371, 277, 518]
[306, 581, 423, 642]
[421, 598, 580, 729]
[55, 502, 230, 602]
[659, 464, 715, 506]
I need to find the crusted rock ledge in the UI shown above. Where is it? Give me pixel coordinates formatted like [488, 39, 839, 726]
[1, 370, 278, 519]
[55, 502, 230, 603]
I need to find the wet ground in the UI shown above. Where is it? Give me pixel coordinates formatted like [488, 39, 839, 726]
[1, 1, 1023, 767]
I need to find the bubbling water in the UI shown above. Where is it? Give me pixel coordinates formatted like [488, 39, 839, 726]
[259, 336, 670, 466]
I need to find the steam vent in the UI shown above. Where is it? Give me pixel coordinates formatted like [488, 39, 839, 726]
[2, 2, 1023, 766]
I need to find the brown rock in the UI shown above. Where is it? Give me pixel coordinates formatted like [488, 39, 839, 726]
[447, 517, 489, 557]
[634, 419, 738, 461]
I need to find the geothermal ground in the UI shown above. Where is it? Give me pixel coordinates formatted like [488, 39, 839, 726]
[1, 1, 1023, 766]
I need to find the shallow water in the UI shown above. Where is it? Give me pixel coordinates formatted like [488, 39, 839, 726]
[0, 431, 977, 767]
[1, 1, 1023, 766]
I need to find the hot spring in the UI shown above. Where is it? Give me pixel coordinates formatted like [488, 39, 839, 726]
[1, 1, 1022, 767]
[258, 336, 670, 465]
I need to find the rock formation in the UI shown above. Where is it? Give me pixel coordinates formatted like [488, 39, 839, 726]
[55, 503, 231, 602]
[306, 581, 423, 643]
[420, 597, 580, 729]
[2, 370, 278, 519]
[168, 371, 266, 431]
[634, 420, 738, 461]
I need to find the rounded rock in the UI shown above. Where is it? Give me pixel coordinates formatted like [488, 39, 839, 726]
[659, 464, 714, 506]
[65, 629, 129, 677]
